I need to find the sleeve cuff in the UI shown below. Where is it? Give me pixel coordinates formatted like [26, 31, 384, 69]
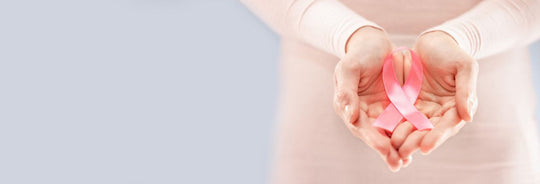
[420, 24, 477, 57]
[338, 22, 384, 58]
[297, 0, 383, 59]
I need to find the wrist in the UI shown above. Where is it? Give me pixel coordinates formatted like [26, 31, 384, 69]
[345, 26, 390, 54]
[417, 31, 458, 48]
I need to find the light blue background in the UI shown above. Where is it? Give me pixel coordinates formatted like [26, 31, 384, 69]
[0, 1, 538, 184]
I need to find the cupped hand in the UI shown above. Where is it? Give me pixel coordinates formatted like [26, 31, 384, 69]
[333, 26, 406, 171]
[391, 31, 479, 164]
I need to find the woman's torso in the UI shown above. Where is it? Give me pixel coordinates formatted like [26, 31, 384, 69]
[272, 1, 540, 183]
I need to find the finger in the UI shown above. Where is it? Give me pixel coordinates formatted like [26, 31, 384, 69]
[402, 155, 412, 168]
[398, 130, 428, 162]
[420, 109, 465, 154]
[390, 121, 414, 149]
[360, 127, 402, 172]
[455, 58, 479, 122]
[398, 116, 440, 164]
[387, 147, 402, 172]
[402, 49, 412, 82]
[333, 58, 362, 126]
[392, 51, 405, 85]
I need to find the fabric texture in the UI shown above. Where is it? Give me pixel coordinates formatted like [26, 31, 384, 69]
[424, 0, 540, 59]
[241, 0, 382, 58]
[242, 0, 540, 183]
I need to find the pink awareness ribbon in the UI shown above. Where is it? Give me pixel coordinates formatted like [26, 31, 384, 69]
[372, 47, 433, 132]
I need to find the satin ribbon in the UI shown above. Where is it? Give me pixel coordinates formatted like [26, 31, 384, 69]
[372, 47, 433, 132]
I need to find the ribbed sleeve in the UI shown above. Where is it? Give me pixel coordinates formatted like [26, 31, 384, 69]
[422, 0, 540, 59]
[241, 0, 382, 58]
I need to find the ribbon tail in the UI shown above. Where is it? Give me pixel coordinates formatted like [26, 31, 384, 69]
[372, 104, 403, 132]
[406, 111, 434, 130]
[375, 48, 434, 132]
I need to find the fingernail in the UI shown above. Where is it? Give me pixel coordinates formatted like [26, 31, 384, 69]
[344, 105, 351, 122]
[390, 165, 400, 173]
[403, 156, 412, 168]
[467, 97, 476, 122]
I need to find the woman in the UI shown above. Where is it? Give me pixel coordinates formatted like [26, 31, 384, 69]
[242, 0, 540, 183]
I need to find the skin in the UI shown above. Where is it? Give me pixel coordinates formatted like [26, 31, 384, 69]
[391, 31, 479, 166]
[333, 26, 404, 172]
[334, 28, 479, 171]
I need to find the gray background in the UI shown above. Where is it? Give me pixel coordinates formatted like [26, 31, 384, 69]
[0, 1, 538, 184]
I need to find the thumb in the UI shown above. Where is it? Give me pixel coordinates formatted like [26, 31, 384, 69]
[392, 50, 405, 85]
[455, 59, 479, 122]
[333, 58, 361, 127]
[401, 49, 412, 83]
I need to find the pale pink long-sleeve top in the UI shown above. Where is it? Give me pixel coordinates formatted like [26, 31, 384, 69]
[242, 0, 540, 183]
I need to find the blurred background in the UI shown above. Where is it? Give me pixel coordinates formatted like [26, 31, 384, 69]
[0, 1, 538, 184]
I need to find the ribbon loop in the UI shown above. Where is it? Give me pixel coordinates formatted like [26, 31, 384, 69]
[372, 47, 433, 132]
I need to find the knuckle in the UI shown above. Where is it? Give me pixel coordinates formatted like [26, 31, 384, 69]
[372, 142, 386, 153]
[391, 137, 403, 148]
[342, 59, 365, 72]
[398, 146, 410, 156]
[334, 90, 349, 104]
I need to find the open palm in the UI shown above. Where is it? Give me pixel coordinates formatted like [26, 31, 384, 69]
[391, 31, 479, 162]
[333, 27, 407, 171]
